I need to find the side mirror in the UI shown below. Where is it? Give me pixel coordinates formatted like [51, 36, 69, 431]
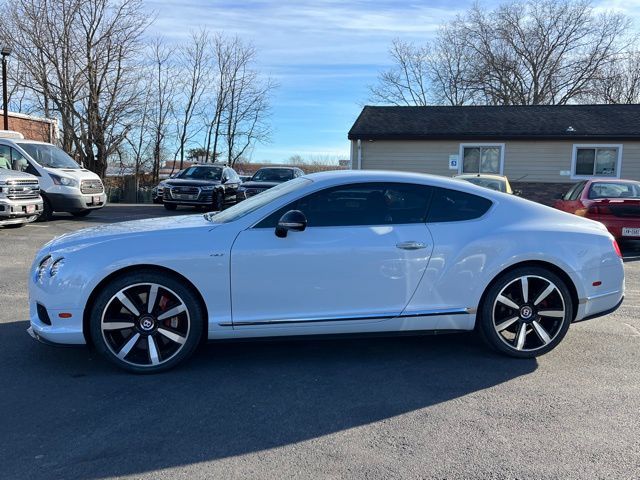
[275, 210, 307, 238]
[513, 189, 523, 197]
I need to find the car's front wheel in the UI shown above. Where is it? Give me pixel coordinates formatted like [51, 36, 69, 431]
[89, 271, 204, 373]
[477, 267, 573, 358]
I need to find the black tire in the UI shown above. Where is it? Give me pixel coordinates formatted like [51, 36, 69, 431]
[477, 266, 573, 358]
[37, 197, 53, 222]
[89, 270, 204, 373]
[3, 222, 25, 228]
[72, 210, 92, 217]
[164, 203, 177, 211]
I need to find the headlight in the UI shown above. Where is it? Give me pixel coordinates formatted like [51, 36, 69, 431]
[49, 258, 65, 276]
[200, 185, 215, 191]
[238, 186, 246, 192]
[36, 255, 52, 283]
[49, 173, 78, 188]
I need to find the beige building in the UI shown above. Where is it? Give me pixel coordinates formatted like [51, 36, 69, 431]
[348, 104, 640, 204]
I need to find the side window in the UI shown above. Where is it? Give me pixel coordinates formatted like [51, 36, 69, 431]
[427, 187, 492, 223]
[255, 182, 433, 228]
[563, 181, 585, 201]
[10, 148, 29, 172]
[0, 145, 11, 169]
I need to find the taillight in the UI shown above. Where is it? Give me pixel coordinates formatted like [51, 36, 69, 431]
[575, 207, 588, 217]
[588, 204, 610, 215]
[612, 239, 622, 258]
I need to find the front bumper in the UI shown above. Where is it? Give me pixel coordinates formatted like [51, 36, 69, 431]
[29, 302, 86, 345]
[0, 197, 43, 224]
[46, 191, 107, 212]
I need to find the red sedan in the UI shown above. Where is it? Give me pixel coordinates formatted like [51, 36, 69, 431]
[554, 179, 640, 241]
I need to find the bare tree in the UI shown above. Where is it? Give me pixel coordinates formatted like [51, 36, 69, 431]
[201, 34, 276, 167]
[369, 39, 431, 106]
[587, 50, 640, 104]
[172, 29, 210, 172]
[1, 0, 151, 176]
[370, 0, 632, 106]
[147, 37, 177, 181]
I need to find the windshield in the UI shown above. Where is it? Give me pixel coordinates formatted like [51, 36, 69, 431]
[252, 168, 294, 182]
[588, 182, 640, 199]
[177, 166, 222, 181]
[206, 177, 312, 223]
[462, 177, 506, 192]
[18, 143, 80, 169]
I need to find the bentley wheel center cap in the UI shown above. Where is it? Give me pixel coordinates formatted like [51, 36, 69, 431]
[139, 315, 156, 331]
[520, 306, 534, 320]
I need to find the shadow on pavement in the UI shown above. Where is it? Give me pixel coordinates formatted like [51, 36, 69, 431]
[1, 320, 536, 479]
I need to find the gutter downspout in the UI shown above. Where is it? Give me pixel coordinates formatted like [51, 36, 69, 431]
[357, 139, 362, 170]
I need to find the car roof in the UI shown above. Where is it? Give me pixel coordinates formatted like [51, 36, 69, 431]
[455, 173, 507, 181]
[301, 169, 514, 200]
[584, 178, 639, 184]
[256, 166, 298, 170]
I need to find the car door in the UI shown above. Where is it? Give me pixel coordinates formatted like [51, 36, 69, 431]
[230, 182, 435, 325]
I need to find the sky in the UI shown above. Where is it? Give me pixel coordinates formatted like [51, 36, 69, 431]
[145, 0, 640, 164]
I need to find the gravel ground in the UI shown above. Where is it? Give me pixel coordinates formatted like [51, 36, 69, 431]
[1, 204, 638, 480]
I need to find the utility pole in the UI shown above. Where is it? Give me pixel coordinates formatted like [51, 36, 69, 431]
[1, 46, 12, 131]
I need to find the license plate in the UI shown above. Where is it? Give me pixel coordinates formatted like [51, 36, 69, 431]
[92, 195, 101, 204]
[622, 227, 640, 237]
[175, 194, 196, 200]
[26, 204, 35, 214]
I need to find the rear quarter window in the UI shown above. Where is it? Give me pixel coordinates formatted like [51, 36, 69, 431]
[427, 187, 492, 222]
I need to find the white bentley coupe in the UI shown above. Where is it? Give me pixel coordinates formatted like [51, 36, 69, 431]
[28, 171, 625, 373]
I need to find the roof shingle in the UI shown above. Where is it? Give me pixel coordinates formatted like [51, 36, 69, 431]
[347, 104, 640, 140]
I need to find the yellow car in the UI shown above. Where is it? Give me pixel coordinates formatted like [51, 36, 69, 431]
[455, 174, 519, 195]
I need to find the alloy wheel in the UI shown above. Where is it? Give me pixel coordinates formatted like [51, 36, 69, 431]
[100, 283, 191, 368]
[492, 275, 566, 352]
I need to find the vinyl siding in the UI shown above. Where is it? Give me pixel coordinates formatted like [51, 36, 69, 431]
[352, 139, 640, 183]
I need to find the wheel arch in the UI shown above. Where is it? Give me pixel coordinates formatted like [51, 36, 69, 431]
[82, 264, 209, 346]
[477, 260, 579, 324]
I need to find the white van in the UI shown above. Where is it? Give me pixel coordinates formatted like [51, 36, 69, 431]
[0, 131, 106, 219]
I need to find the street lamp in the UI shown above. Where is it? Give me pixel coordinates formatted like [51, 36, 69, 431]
[1, 46, 12, 131]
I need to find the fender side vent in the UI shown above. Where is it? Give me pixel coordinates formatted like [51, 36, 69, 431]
[36, 303, 52, 325]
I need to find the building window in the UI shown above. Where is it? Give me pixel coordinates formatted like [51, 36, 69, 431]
[459, 144, 504, 175]
[571, 145, 622, 179]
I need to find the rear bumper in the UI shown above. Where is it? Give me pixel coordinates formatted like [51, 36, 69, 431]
[593, 218, 640, 240]
[575, 295, 624, 323]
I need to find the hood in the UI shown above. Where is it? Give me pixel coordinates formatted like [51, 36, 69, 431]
[165, 179, 222, 187]
[241, 181, 280, 189]
[43, 167, 101, 181]
[0, 169, 39, 182]
[46, 214, 214, 253]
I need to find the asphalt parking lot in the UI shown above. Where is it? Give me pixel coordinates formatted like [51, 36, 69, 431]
[1, 204, 639, 480]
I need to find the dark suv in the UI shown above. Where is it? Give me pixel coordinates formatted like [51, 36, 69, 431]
[238, 166, 304, 200]
[163, 164, 241, 211]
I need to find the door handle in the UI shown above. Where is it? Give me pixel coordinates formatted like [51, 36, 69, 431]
[396, 241, 428, 250]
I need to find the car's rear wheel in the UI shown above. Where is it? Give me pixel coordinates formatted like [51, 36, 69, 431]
[89, 271, 204, 373]
[478, 267, 573, 358]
